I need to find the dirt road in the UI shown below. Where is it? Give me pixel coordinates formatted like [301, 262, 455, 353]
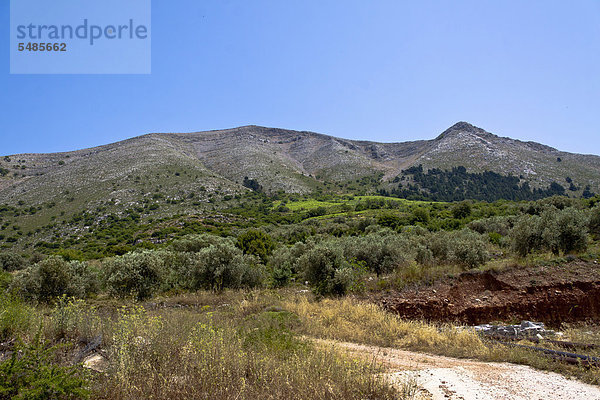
[315, 339, 600, 400]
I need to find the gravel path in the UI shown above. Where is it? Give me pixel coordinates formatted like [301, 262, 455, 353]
[314, 339, 600, 400]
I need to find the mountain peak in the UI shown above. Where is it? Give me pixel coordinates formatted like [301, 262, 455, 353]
[435, 121, 492, 140]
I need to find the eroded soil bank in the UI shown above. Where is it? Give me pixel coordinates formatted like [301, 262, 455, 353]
[377, 261, 600, 327]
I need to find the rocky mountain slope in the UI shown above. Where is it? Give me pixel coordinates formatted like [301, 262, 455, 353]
[1, 122, 599, 206]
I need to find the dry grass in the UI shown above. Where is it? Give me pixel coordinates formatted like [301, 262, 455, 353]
[91, 303, 400, 400]
[2, 289, 599, 399]
[283, 296, 600, 384]
[284, 296, 489, 357]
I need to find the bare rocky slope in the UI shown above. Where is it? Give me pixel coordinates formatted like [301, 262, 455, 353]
[1, 122, 599, 206]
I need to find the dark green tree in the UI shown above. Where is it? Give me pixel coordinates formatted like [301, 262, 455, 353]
[236, 230, 276, 264]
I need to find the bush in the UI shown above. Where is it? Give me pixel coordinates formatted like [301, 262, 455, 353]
[0, 252, 24, 272]
[411, 207, 430, 224]
[468, 216, 513, 237]
[552, 208, 589, 254]
[297, 244, 363, 296]
[488, 232, 502, 246]
[190, 242, 265, 291]
[103, 251, 164, 301]
[376, 214, 402, 230]
[236, 230, 276, 263]
[0, 330, 89, 400]
[68, 261, 100, 298]
[10, 257, 95, 303]
[428, 231, 452, 262]
[153, 250, 195, 292]
[590, 206, 600, 238]
[426, 230, 489, 268]
[0, 294, 36, 341]
[510, 207, 589, 256]
[451, 201, 472, 219]
[447, 229, 489, 268]
[266, 241, 312, 287]
[414, 244, 434, 266]
[171, 234, 232, 253]
[267, 247, 295, 288]
[339, 233, 411, 276]
[510, 215, 543, 257]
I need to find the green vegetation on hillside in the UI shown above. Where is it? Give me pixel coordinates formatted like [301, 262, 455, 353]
[1, 191, 600, 398]
[380, 165, 586, 202]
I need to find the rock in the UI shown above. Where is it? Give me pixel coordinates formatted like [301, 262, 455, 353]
[475, 320, 556, 339]
[83, 354, 107, 373]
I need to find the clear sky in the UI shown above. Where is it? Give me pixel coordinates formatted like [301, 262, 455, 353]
[1, 1, 599, 156]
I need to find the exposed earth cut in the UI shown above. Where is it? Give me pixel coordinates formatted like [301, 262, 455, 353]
[378, 261, 600, 327]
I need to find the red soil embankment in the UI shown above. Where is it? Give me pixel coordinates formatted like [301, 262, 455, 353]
[379, 261, 600, 326]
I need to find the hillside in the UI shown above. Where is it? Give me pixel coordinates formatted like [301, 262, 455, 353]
[2, 122, 598, 202]
[1, 122, 600, 252]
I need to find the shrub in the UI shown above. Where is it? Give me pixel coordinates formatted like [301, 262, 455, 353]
[538, 195, 573, 211]
[339, 233, 411, 276]
[451, 201, 472, 219]
[153, 250, 195, 292]
[488, 232, 503, 246]
[0, 252, 25, 272]
[510, 214, 544, 257]
[297, 244, 362, 296]
[267, 241, 312, 287]
[171, 234, 232, 253]
[411, 207, 430, 224]
[376, 214, 402, 230]
[414, 244, 434, 266]
[190, 242, 265, 291]
[447, 229, 489, 268]
[236, 229, 276, 263]
[0, 330, 89, 400]
[0, 294, 36, 341]
[426, 230, 489, 268]
[468, 216, 513, 237]
[510, 207, 589, 256]
[267, 247, 295, 288]
[10, 257, 94, 303]
[103, 251, 164, 301]
[428, 231, 452, 262]
[590, 206, 600, 238]
[553, 208, 589, 254]
[68, 261, 100, 298]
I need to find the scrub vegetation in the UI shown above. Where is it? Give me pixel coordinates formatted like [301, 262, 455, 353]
[1, 192, 600, 398]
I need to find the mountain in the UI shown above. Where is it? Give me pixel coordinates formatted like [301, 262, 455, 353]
[1, 122, 599, 208]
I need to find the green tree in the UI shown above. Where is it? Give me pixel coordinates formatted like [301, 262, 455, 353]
[412, 207, 430, 224]
[451, 201, 472, 219]
[236, 230, 276, 264]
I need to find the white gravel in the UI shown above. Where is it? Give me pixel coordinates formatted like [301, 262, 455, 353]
[314, 339, 600, 400]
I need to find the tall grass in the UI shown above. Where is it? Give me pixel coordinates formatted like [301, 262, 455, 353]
[93, 305, 399, 400]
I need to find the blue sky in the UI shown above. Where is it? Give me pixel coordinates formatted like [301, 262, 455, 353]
[1, 0, 599, 156]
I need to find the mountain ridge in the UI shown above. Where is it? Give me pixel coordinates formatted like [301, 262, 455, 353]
[1, 122, 599, 204]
